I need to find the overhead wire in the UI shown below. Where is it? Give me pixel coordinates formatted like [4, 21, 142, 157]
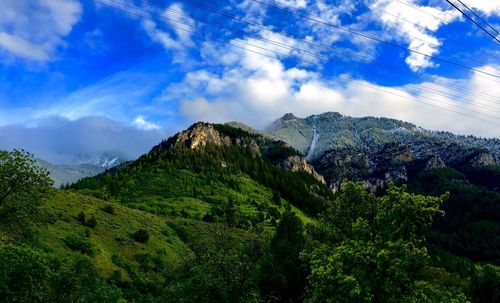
[445, 0, 500, 44]
[454, 0, 500, 36]
[94, 0, 500, 126]
[244, 0, 500, 80]
[139, 0, 500, 112]
[142, 0, 500, 107]
[393, 0, 457, 23]
[366, 0, 489, 56]
[139, 0, 500, 106]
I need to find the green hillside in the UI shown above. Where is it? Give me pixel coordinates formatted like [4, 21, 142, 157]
[1, 124, 499, 302]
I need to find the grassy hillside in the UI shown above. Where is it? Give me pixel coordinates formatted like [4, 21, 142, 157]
[39, 190, 192, 277]
[2, 125, 499, 302]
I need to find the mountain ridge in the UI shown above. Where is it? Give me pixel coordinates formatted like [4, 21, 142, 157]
[261, 112, 500, 192]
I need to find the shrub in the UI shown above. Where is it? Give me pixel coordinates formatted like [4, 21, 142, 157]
[101, 205, 115, 214]
[132, 229, 150, 243]
[64, 234, 95, 256]
[77, 211, 86, 224]
[85, 215, 97, 228]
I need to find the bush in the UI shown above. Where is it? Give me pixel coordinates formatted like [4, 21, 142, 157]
[77, 211, 86, 224]
[64, 234, 95, 256]
[85, 215, 97, 228]
[101, 205, 115, 214]
[132, 229, 150, 243]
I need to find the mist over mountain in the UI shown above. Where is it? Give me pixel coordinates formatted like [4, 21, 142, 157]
[0, 116, 171, 165]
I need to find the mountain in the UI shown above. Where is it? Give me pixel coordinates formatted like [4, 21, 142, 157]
[265, 112, 500, 192]
[263, 112, 500, 263]
[36, 159, 106, 188]
[73, 122, 330, 215]
[37, 152, 125, 187]
[2, 120, 499, 302]
[70, 152, 125, 169]
[153, 122, 326, 184]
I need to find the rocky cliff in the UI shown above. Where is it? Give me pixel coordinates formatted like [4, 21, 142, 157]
[265, 112, 500, 192]
[153, 122, 326, 184]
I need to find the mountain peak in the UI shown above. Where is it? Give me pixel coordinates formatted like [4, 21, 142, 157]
[281, 113, 299, 121]
[313, 111, 343, 120]
[152, 122, 262, 154]
[155, 122, 226, 150]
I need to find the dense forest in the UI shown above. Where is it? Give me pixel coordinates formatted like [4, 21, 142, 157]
[1, 123, 499, 302]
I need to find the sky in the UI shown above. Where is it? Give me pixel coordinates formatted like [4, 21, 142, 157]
[0, 0, 499, 163]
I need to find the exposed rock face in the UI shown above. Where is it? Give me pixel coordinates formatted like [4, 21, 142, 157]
[162, 123, 232, 149]
[265, 112, 500, 192]
[153, 122, 325, 182]
[279, 155, 326, 185]
[467, 152, 500, 168]
[424, 156, 446, 171]
[154, 122, 261, 155]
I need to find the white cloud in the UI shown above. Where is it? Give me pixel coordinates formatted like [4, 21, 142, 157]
[0, 32, 49, 61]
[133, 115, 160, 130]
[0, 116, 171, 164]
[0, 0, 82, 61]
[456, 0, 500, 16]
[0, 65, 167, 127]
[142, 2, 195, 63]
[370, 0, 460, 71]
[162, 41, 500, 138]
[278, 0, 308, 9]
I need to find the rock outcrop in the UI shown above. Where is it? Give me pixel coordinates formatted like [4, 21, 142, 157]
[265, 112, 500, 192]
[153, 122, 325, 182]
[279, 155, 326, 185]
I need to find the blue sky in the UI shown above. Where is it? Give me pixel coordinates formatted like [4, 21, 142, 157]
[0, 0, 499, 162]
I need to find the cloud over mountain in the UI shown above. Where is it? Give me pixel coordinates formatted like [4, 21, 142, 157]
[0, 116, 171, 164]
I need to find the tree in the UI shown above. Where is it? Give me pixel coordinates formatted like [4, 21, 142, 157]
[52, 254, 122, 303]
[304, 182, 449, 303]
[260, 211, 306, 302]
[322, 181, 377, 241]
[162, 224, 264, 303]
[0, 150, 53, 241]
[0, 245, 54, 302]
[470, 264, 500, 303]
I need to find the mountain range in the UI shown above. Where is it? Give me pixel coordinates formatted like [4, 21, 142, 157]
[3, 111, 499, 302]
[37, 152, 125, 187]
[39, 112, 500, 190]
[264, 112, 500, 192]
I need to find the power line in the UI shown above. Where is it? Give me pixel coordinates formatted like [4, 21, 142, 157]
[141, 0, 500, 111]
[141, 0, 500, 106]
[394, 0, 499, 47]
[367, 1, 488, 58]
[95, 0, 500, 126]
[246, 0, 500, 80]
[445, 0, 500, 44]
[455, 0, 500, 36]
[107, 0, 500, 111]
[150, 0, 500, 107]
[393, 0, 457, 23]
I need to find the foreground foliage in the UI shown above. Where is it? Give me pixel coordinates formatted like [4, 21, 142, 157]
[1, 145, 499, 302]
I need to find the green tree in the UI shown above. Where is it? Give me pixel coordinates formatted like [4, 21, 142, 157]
[260, 211, 306, 302]
[52, 254, 122, 303]
[0, 150, 53, 241]
[304, 182, 449, 303]
[470, 264, 500, 303]
[0, 245, 54, 302]
[162, 224, 264, 303]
